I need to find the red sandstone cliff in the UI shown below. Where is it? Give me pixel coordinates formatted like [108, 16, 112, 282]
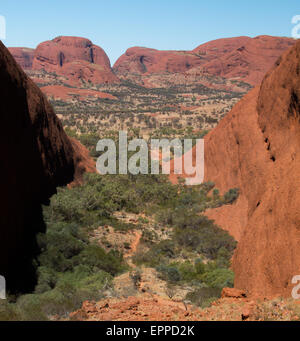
[203, 40, 300, 297]
[0, 41, 94, 291]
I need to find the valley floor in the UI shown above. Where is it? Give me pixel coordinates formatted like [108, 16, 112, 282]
[70, 220, 300, 322]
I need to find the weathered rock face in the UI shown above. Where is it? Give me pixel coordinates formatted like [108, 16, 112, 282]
[0, 42, 93, 291]
[204, 41, 300, 297]
[114, 47, 202, 75]
[114, 36, 294, 86]
[9, 36, 294, 89]
[32, 36, 119, 85]
[8, 47, 35, 69]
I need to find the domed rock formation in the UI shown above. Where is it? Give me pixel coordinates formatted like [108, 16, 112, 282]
[114, 46, 202, 75]
[114, 36, 295, 87]
[32, 36, 119, 85]
[0, 42, 94, 291]
[203, 40, 300, 297]
[9, 36, 294, 89]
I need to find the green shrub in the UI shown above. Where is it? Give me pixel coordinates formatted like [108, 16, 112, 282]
[173, 213, 236, 260]
[133, 239, 176, 267]
[224, 188, 239, 204]
[156, 265, 181, 283]
[74, 245, 127, 276]
[201, 268, 234, 288]
[186, 287, 222, 308]
[195, 258, 206, 275]
[0, 301, 21, 321]
[175, 262, 199, 282]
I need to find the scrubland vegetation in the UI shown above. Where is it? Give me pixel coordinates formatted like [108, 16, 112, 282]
[0, 161, 239, 320]
[29, 70, 247, 136]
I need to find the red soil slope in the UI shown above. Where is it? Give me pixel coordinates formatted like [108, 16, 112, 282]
[41, 85, 117, 101]
[69, 288, 300, 321]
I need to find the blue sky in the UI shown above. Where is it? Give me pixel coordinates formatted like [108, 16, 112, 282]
[1, 0, 299, 64]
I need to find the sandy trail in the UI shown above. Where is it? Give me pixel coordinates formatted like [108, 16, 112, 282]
[124, 230, 142, 267]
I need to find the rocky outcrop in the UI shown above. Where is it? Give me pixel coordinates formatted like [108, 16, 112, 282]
[0, 42, 93, 291]
[69, 295, 201, 321]
[221, 287, 247, 299]
[69, 290, 300, 321]
[8, 47, 35, 69]
[114, 36, 294, 86]
[32, 36, 119, 85]
[203, 41, 300, 297]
